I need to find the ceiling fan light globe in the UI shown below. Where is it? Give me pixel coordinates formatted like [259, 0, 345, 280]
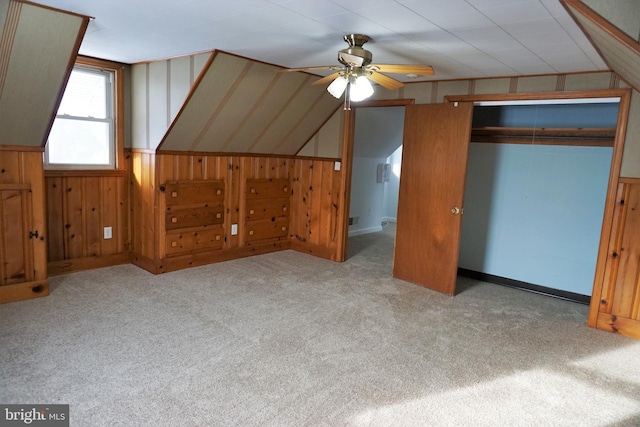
[350, 75, 374, 102]
[327, 76, 348, 98]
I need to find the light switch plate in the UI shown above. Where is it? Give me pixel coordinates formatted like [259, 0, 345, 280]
[231, 224, 238, 235]
[104, 226, 112, 239]
[334, 161, 341, 171]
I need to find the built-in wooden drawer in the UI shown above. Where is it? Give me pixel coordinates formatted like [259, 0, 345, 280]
[165, 204, 224, 230]
[164, 180, 224, 206]
[245, 218, 289, 242]
[165, 226, 224, 256]
[246, 178, 289, 199]
[245, 198, 289, 221]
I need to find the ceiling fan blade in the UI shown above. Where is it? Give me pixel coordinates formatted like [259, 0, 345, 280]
[312, 72, 342, 86]
[370, 64, 435, 76]
[367, 71, 404, 90]
[278, 65, 342, 73]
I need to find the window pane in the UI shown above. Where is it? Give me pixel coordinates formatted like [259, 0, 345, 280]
[48, 118, 111, 165]
[57, 69, 107, 118]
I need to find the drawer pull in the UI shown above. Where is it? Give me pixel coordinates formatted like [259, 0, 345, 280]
[281, 226, 287, 232]
[249, 230, 254, 236]
[215, 235, 221, 241]
[216, 213, 222, 219]
[249, 209, 255, 215]
[171, 191, 178, 198]
[171, 241, 177, 247]
[250, 188, 256, 194]
[216, 189, 222, 195]
[282, 206, 287, 212]
[171, 217, 178, 223]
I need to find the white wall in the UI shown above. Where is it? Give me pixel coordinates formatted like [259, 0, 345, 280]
[382, 145, 402, 222]
[458, 143, 613, 296]
[349, 157, 387, 236]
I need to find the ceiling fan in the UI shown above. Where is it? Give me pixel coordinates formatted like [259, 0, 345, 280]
[280, 34, 434, 108]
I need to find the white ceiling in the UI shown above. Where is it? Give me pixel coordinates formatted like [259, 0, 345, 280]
[34, 0, 608, 81]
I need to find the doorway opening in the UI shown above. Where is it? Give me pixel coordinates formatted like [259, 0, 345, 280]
[347, 106, 404, 260]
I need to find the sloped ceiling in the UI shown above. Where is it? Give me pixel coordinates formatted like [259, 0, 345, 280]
[353, 107, 405, 159]
[157, 51, 342, 155]
[0, 0, 89, 147]
[562, 0, 640, 92]
[581, 0, 640, 42]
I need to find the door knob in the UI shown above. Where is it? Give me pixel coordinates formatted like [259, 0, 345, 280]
[451, 207, 462, 215]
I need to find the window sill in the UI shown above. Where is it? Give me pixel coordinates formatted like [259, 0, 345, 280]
[44, 169, 126, 178]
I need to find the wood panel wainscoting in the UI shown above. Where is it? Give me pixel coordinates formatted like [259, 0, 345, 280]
[45, 170, 130, 275]
[0, 147, 48, 303]
[594, 177, 640, 340]
[130, 150, 344, 274]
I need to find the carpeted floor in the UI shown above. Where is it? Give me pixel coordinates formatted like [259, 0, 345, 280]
[1, 226, 640, 426]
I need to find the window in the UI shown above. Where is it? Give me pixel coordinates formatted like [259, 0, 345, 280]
[45, 58, 121, 170]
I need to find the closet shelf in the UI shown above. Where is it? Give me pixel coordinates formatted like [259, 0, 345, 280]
[470, 127, 616, 146]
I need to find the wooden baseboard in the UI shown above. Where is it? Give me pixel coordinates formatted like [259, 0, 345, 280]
[596, 313, 640, 340]
[48, 253, 130, 276]
[0, 280, 49, 304]
[155, 240, 292, 274]
[290, 240, 337, 261]
[130, 253, 159, 274]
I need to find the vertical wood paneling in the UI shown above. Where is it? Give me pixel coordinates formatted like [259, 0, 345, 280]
[309, 162, 323, 245]
[46, 177, 65, 261]
[101, 176, 117, 255]
[130, 151, 157, 262]
[84, 177, 102, 257]
[65, 177, 84, 259]
[0, 151, 20, 183]
[131, 152, 339, 272]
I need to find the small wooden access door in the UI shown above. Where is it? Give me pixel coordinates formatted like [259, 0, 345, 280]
[393, 102, 473, 295]
[0, 184, 48, 302]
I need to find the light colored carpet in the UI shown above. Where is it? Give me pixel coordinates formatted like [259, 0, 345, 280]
[1, 226, 640, 426]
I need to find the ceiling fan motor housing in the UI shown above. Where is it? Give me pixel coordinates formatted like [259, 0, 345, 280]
[338, 34, 373, 67]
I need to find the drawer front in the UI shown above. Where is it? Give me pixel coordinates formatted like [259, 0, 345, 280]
[245, 218, 289, 242]
[164, 180, 224, 206]
[246, 178, 290, 200]
[245, 198, 290, 221]
[165, 205, 224, 230]
[166, 226, 224, 256]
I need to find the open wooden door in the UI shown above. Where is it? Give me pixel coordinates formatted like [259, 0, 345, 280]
[393, 102, 473, 295]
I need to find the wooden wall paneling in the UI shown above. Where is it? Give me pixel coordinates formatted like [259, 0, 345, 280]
[64, 177, 84, 259]
[46, 177, 65, 262]
[290, 159, 312, 243]
[228, 156, 241, 248]
[308, 161, 323, 246]
[84, 177, 102, 257]
[318, 161, 339, 250]
[97, 177, 121, 255]
[0, 151, 21, 183]
[597, 184, 625, 317]
[611, 183, 640, 318]
[132, 151, 157, 261]
[192, 155, 204, 180]
[596, 180, 640, 339]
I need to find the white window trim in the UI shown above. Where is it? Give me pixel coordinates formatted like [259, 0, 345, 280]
[45, 65, 117, 170]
